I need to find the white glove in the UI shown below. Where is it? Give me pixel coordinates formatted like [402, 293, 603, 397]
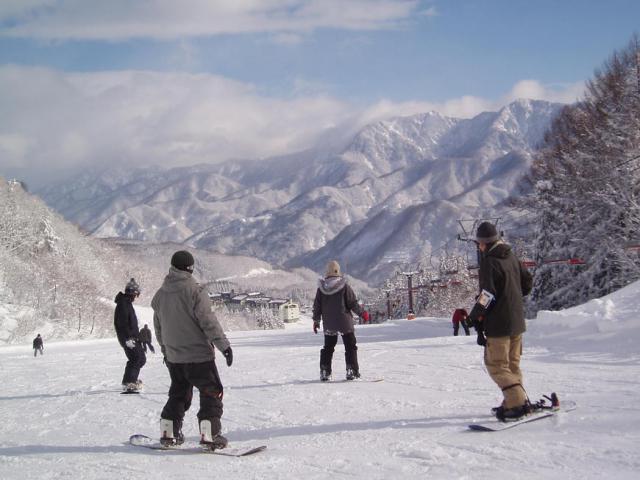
[125, 339, 136, 349]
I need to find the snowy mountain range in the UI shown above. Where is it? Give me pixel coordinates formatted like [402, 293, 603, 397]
[38, 99, 561, 284]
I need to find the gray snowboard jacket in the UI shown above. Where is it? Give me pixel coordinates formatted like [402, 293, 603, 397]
[152, 267, 230, 363]
[312, 276, 364, 334]
[478, 242, 533, 338]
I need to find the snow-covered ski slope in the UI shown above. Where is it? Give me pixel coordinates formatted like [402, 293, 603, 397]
[1, 282, 640, 480]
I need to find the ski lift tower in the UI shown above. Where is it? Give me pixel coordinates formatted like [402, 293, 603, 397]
[382, 287, 393, 320]
[398, 270, 420, 320]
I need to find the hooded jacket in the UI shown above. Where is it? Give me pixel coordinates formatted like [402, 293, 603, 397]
[478, 242, 533, 337]
[151, 267, 230, 363]
[312, 275, 363, 334]
[114, 292, 140, 347]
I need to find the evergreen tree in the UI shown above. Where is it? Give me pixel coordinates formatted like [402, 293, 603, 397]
[529, 36, 640, 312]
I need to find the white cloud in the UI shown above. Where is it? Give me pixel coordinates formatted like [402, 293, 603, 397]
[0, 0, 423, 40]
[0, 65, 586, 179]
[504, 79, 585, 105]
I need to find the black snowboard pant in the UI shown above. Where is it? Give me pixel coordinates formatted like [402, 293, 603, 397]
[320, 332, 359, 374]
[142, 341, 155, 353]
[453, 320, 470, 336]
[161, 360, 224, 435]
[121, 342, 146, 384]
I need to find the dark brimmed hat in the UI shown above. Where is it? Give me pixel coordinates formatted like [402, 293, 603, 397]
[476, 221, 499, 243]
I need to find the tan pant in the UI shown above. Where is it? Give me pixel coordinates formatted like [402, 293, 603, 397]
[484, 335, 527, 408]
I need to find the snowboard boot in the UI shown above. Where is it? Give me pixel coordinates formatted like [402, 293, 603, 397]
[495, 403, 530, 422]
[160, 418, 184, 447]
[122, 382, 140, 393]
[320, 367, 332, 382]
[320, 347, 334, 382]
[344, 342, 359, 380]
[199, 419, 227, 451]
[345, 367, 361, 381]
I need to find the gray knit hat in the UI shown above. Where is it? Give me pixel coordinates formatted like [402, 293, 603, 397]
[125, 278, 141, 295]
[476, 221, 500, 243]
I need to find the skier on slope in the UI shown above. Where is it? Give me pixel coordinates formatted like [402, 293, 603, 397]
[114, 278, 146, 393]
[468, 221, 533, 422]
[312, 260, 369, 381]
[152, 251, 233, 450]
[451, 308, 470, 336]
[32, 334, 44, 357]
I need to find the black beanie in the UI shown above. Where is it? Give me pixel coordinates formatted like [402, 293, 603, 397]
[171, 250, 195, 272]
[476, 221, 499, 243]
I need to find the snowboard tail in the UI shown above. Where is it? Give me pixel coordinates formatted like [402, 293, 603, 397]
[129, 434, 266, 456]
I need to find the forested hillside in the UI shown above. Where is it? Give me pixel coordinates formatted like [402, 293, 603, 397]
[526, 37, 640, 312]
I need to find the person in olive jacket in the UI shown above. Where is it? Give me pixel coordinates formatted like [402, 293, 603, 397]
[470, 222, 533, 421]
[312, 260, 369, 381]
[114, 278, 146, 392]
[152, 250, 233, 450]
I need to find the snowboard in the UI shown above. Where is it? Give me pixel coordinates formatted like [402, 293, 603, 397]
[129, 434, 266, 457]
[468, 400, 576, 432]
[120, 390, 141, 395]
[321, 377, 384, 383]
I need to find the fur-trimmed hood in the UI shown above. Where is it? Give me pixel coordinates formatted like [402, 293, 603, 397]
[318, 275, 347, 295]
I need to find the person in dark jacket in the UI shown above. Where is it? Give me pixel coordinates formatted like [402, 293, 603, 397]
[312, 260, 369, 381]
[451, 308, 470, 336]
[139, 324, 155, 353]
[152, 250, 233, 450]
[32, 334, 44, 357]
[469, 222, 533, 421]
[114, 278, 146, 393]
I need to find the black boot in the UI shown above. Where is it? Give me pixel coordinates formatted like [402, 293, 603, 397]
[343, 333, 359, 380]
[320, 347, 333, 381]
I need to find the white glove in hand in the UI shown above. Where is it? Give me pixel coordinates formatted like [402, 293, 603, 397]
[125, 339, 136, 349]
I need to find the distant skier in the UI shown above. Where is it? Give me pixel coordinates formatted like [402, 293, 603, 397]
[152, 250, 233, 450]
[312, 260, 369, 381]
[32, 334, 44, 357]
[114, 278, 146, 393]
[468, 222, 533, 422]
[451, 308, 470, 336]
[139, 324, 155, 353]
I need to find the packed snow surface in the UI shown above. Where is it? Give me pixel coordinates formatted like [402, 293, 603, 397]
[1, 281, 640, 479]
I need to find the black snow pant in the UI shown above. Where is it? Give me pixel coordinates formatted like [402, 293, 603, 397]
[453, 320, 470, 336]
[161, 360, 224, 436]
[320, 332, 359, 374]
[121, 342, 146, 384]
[142, 341, 155, 353]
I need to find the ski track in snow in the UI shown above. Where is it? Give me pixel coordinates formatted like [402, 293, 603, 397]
[1, 309, 639, 479]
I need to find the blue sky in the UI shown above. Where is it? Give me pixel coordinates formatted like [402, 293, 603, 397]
[0, 0, 639, 181]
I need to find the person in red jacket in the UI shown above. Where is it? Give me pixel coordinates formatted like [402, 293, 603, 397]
[452, 308, 470, 336]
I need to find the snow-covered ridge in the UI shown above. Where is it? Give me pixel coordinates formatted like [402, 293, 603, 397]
[36, 99, 562, 284]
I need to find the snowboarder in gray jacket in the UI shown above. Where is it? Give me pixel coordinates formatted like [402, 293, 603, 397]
[312, 260, 369, 381]
[152, 250, 233, 450]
